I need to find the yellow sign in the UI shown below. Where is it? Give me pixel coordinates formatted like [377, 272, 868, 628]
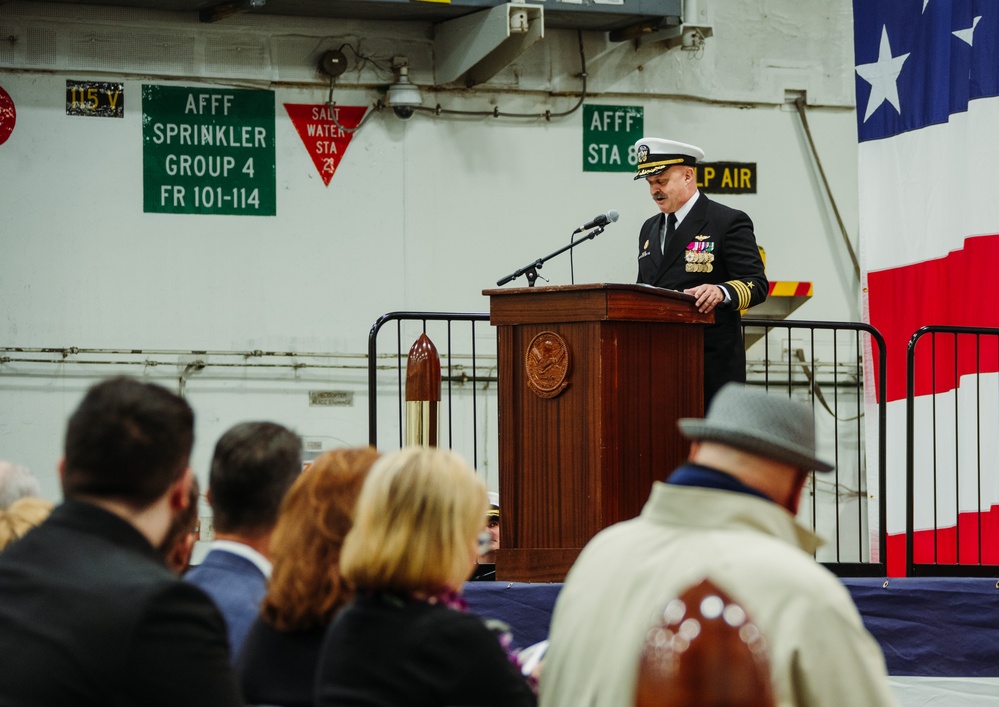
[696, 162, 757, 194]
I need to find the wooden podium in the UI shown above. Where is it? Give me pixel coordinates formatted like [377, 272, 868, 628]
[483, 283, 712, 582]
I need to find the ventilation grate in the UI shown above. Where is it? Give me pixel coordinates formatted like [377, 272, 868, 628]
[26, 26, 56, 66]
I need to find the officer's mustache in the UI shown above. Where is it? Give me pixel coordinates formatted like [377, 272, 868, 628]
[653, 192, 667, 201]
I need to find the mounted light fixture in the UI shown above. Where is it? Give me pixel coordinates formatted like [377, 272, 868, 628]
[434, 3, 544, 87]
[385, 62, 423, 120]
[633, 0, 713, 50]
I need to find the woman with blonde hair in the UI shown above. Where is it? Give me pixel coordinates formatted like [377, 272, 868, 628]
[236, 446, 380, 707]
[0, 497, 54, 552]
[315, 446, 536, 707]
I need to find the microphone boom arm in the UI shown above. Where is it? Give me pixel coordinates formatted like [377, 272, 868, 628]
[496, 225, 607, 288]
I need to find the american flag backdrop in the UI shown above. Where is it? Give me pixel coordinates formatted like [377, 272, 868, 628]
[854, 0, 999, 576]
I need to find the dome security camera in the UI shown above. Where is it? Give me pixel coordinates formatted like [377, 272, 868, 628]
[385, 65, 422, 120]
[392, 105, 416, 120]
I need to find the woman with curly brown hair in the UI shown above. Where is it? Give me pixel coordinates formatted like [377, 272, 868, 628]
[236, 446, 380, 707]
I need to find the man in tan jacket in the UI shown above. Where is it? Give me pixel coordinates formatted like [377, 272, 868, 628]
[540, 383, 897, 707]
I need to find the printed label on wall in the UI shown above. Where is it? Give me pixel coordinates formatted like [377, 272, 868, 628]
[0, 86, 15, 146]
[66, 81, 124, 118]
[696, 162, 757, 194]
[308, 390, 354, 407]
[142, 85, 276, 216]
[284, 104, 367, 187]
[582, 105, 643, 172]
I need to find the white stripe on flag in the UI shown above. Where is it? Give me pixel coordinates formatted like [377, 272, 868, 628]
[859, 100, 999, 274]
[884, 374, 999, 537]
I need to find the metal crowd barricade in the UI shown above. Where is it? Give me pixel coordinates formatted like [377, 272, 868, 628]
[742, 319, 887, 577]
[905, 325, 999, 577]
[367, 311, 493, 470]
[367, 312, 888, 577]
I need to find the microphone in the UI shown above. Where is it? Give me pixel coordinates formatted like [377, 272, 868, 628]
[573, 210, 620, 234]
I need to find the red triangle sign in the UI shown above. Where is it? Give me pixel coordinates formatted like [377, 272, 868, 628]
[285, 103, 367, 186]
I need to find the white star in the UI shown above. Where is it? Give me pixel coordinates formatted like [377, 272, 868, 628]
[953, 16, 982, 46]
[856, 26, 910, 122]
[923, 0, 930, 13]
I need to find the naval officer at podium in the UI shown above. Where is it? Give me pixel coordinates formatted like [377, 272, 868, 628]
[634, 137, 768, 404]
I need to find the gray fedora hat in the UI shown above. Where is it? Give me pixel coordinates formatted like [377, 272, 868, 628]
[677, 384, 833, 472]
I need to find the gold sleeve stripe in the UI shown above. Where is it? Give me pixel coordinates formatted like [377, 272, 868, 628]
[727, 280, 752, 310]
[730, 280, 746, 309]
[725, 281, 741, 308]
[737, 282, 753, 309]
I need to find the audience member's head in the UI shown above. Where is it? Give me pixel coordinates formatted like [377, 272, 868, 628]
[0, 377, 241, 706]
[678, 383, 833, 514]
[0, 461, 40, 510]
[341, 446, 488, 596]
[481, 491, 500, 564]
[261, 446, 380, 632]
[207, 421, 302, 539]
[61, 376, 194, 511]
[159, 475, 201, 574]
[0, 497, 55, 551]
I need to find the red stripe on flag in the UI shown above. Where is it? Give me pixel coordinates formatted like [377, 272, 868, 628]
[885, 505, 999, 576]
[867, 234, 999, 403]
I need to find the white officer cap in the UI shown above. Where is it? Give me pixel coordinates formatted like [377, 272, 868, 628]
[634, 137, 705, 180]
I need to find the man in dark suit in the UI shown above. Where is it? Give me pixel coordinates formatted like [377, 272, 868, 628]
[634, 137, 768, 404]
[0, 377, 242, 707]
[185, 421, 300, 660]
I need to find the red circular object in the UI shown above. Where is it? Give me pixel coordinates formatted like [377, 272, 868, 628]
[0, 86, 16, 146]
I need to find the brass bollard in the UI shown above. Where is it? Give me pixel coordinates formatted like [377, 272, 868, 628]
[405, 333, 441, 447]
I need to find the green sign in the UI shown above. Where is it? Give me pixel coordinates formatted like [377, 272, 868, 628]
[582, 105, 643, 172]
[142, 85, 276, 216]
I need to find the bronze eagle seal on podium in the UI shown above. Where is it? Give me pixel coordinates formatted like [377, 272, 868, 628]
[525, 331, 570, 399]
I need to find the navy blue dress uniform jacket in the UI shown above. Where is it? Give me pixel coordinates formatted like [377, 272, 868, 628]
[637, 193, 767, 402]
[0, 501, 241, 707]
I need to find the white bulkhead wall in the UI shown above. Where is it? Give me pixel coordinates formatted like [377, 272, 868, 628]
[0, 1, 861, 513]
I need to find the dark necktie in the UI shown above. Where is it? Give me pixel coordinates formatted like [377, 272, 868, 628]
[662, 212, 677, 254]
